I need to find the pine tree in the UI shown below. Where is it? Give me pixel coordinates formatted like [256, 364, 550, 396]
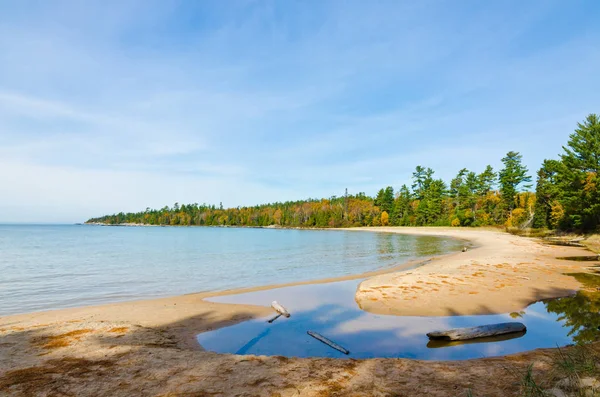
[558, 114, 600, 230]
[499, 151, 532, 214]
[532, 159, 562, 228]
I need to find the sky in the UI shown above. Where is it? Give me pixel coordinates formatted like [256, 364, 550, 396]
[1, 1, 600, 223]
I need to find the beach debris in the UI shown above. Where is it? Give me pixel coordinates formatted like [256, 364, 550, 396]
[427, 328, 526, 348]
[427, 322, 526, 341]
[267, 301, 291, 323]
[267, 314, 282, 323]
[516, 276, 530, 280]
[462, 246, 468, 252]
[307, 331, 350, 355]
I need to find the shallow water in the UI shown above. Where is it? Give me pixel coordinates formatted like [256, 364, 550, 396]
[0, 225, 464, 315]
[198, 280, 600, 360]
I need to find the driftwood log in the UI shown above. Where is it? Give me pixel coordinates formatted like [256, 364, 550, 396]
[307, 331, 350, 354]
[427, 322, 526, 341]
[271, 301, 290, 317]
[427, 330, 526, 348]
[267, 301, 291, 323]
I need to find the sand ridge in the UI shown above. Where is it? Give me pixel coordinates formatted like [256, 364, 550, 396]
[352, 227, 590, 316]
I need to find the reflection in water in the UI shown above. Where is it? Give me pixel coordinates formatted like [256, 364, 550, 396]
[544, 273, 600, 345]
[197, 278, 599, 360]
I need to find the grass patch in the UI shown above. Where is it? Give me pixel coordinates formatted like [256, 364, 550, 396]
[565, 272, 600, 289]
[554, 344, 598, 379]
[506, 227, 556, 238]
[502, 364, 547, 397]
[556, 255, 600, 261]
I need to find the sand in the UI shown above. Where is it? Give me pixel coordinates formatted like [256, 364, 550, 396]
[353, 227, 590, 316]
[0, 227, 597, 396]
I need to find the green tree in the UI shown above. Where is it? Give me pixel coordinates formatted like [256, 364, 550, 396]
[532, 159, 562, 228]
[392, 185, 412, 226]
[412, 166, 434, 200]
[558, 114, 600, 230]
[477, 165, 497, 196]
[499, 151, 532, 214]
[415, 179, 447, 225]
[374, 186, 394, 215]
[450, 168, 468, 209]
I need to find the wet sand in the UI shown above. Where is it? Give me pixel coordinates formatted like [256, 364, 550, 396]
[0, 227, 597, 396]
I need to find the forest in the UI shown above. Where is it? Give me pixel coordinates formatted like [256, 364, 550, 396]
[87, 114, 600, 232]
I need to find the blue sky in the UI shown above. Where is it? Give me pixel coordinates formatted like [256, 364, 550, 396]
[1, 1, 599, 223]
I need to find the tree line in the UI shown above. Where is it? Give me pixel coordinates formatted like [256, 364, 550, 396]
[87, 114, 600, 232]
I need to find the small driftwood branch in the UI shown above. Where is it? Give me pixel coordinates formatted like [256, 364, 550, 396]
[267, 313, 282, 323]
[307, 331, 349, 355]
[427, 322, 526, 341]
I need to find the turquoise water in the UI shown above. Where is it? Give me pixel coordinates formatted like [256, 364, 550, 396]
[0, 225, 464, 316]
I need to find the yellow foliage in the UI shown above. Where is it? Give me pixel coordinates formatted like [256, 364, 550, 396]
[550, 200, 564, 228]
[273, 209, 283, 225]
[479, 212, 491, 224]
[451, 218, 461, 227]
[372, 215, 381, 226]
[509, 208, 527, 227]
[380, 211, 389, 226]
[584, 172, 597, 193]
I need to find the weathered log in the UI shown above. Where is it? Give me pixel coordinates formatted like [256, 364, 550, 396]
[271, 301, 290, 317]
[427, 330, 526, 348]
[307, 331, 349, 355]
[427, 322, 526, 341]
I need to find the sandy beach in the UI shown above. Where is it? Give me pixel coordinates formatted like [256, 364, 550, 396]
[1, 227, 598, 396]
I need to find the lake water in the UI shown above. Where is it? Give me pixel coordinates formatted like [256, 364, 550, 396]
[0, 224, 464, 316]
[198, 279, 600, 360]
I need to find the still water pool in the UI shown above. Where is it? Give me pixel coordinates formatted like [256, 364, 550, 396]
[197, 279, 600, 360]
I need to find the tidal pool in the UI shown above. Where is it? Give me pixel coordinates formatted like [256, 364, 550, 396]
[197, 279, 600, 360]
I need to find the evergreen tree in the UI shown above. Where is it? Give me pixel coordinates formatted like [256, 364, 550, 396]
[416, 179, 447, 225]
[532, 159, 562, 228]
[477, 165, 497, 196]
[499, 151, 532, 213]
[558, 114, 600, 230]
[374, 186, 394, 214]
[412, 166, 434, 200]
[392, 185, 412, 225]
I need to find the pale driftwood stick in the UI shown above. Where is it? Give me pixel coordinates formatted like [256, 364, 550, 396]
[271, 301, 290, 317]
[427, 322, 526, 341]
[267, 313, 282, 323]
[307, 331, 350, 355]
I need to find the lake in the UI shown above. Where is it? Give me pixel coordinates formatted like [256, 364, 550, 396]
[0, 224, 464, 316]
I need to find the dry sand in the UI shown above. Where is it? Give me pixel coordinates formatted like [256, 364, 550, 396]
[0, 227, 597, 396]
[354, 227, 589, 316]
